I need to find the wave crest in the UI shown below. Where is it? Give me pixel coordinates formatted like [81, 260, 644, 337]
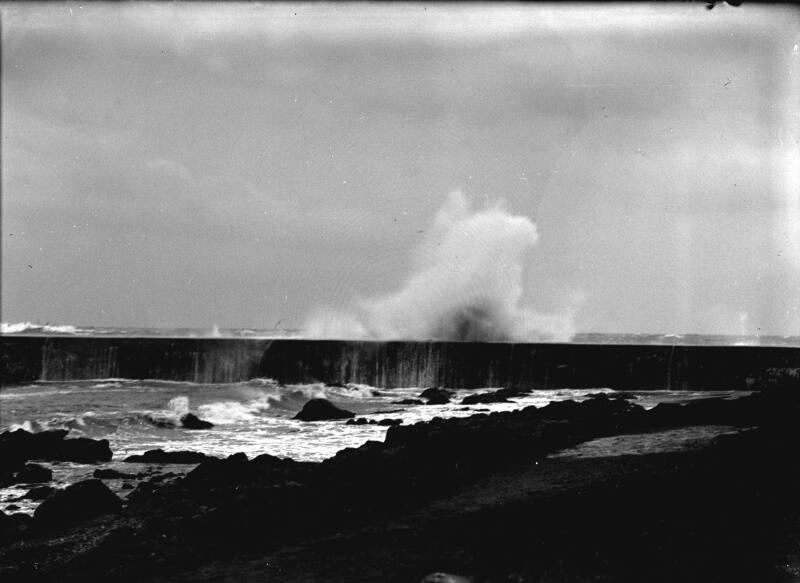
[304, 190, 578, 342]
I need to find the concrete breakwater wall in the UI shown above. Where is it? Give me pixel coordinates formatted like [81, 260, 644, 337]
[1, 336, 798, 390]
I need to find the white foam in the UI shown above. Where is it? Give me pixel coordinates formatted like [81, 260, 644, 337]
[1, 321, 79, 334]
[304, 190, 578, 342]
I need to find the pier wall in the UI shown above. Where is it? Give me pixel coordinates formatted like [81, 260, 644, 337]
[1, 336, 798, 390]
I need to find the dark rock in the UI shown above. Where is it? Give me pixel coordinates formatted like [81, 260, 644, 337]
[293, 399, 355, 421]
[180, 413, 214, 430]
[0, 429, 111, 470]
[461, 387, 529, 405]
[93, 468, 135, 480]
[123, 449, 217, 464]
[346, 417, 403, 427]
[419, 387, 455, 405]
[34, 479, 122, 529]
[58, 437, 114, 463]
[6, 505, 19, 511]
[121, 482, 134, 490]
[15, 463, 53, 484]
[394, 398, 424, 405]
[24, 485, 56, 501]
[0, 509, 33, 541]
[184, 453, 251, 485]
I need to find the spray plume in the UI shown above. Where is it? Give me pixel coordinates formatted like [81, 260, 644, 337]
[305, 190, 576, 342]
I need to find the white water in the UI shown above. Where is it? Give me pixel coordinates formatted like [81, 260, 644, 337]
[304, 190, 578, 342]
[0, 380, 751, 515]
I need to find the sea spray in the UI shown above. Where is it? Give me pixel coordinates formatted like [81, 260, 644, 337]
[305, 190, 576, 341]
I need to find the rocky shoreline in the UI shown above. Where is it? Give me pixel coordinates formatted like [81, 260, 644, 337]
[1, 388, 799, 582]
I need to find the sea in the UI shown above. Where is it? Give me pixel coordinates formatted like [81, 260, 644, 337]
[3, 322, 795, 516]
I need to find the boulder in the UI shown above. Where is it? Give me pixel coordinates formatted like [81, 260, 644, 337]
[124, 449, 217, 464]
[56, 437, 113, 463]
[0, 510, 33, 543]
[180, 413, 214, 430]
[346, 417, 403, 427]
[185, 452, 251, 485]
[419, 387, 455, 405]
[293, 399, 355, 421]
[15, 463, 53, 484]
[24, 485, 57, 500]
[0, 429, 67, 471]
[34, 479, 122, 529]
[0, 429, 111, 469]
[461, 387, 529, 405]
[393, 398, 424, 405]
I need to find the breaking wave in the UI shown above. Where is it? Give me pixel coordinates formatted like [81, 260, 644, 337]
[1, 321, 80, 334]
[305, 190, 578, 342]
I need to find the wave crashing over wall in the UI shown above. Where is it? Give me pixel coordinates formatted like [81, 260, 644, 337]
[305, 190, 576, 342]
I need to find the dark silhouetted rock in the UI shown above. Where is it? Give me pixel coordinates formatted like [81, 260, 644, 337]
[34, 479, 122, 529]
[346, 417, 403, 427]
[180, 413, 214, 430]
[123, 449, 217, 464]
[15, 463, 53, 484]
[24, 485, 56, 500]
[58, 437, 114, 463]
[0, 429, 111, 471]
[0, 509, 33, 543]
[184, 452, 251, 485]
[419, 387, 455, 405]
[461, 387, 530, 405]
[293, 399, 355, 421]
[93, 468, 135, 480]
[394, 398, 424, 405]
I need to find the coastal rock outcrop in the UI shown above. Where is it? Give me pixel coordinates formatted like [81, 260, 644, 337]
[419, 387, 455, 405]
[461, 387, 530, 405]
[294, 399, 355, 421]
[24, 485, 56, 501]
[14, 463, 53, 484]
[33, 479, 122, 529]
[0, 429, 112, 477]
[346, 417, 403, 427]
[3, 390, 800, 583]
[123, 449, 218, 464]
[180, 413, 214, 430]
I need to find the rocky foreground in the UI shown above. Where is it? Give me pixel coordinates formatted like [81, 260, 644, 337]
[1, 389, 800, 582]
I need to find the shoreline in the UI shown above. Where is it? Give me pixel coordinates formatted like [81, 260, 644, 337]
[2, 388, 799, 581]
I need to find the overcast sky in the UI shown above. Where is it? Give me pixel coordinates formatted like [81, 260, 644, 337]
[2, 3, 798, 337]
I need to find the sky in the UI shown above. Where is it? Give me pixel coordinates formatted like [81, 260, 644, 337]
[2, 2, 799, 338]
